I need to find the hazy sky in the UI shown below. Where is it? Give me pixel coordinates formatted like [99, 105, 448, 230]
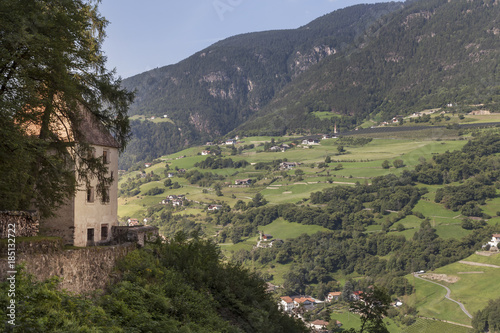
[99, 0, 384, 79]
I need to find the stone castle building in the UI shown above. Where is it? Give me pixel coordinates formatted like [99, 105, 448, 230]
[40, 110, 120, 247]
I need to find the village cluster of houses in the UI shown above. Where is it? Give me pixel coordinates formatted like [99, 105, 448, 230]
[279, 295, 319, 313]
[280, 290, 364, 314]
[161, 194, 186, 207]
[302, 138, 320, 145]
[269, 144, 291, 152]
[279, 295, 343, 332]
[127, 218, 148, 226]
[204, 135, 242, 147]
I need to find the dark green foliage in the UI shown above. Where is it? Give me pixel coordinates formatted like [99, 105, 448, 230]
[246, 224, 494, 298]
[144, 187, 164, 196]
[349, 286, 391, 333]
[0, 268, 121, 332]
[393, 159, 405, 168]
[461, 217, 486, 230]
[472, 298, 500, 333]
[183, 169, 226, 186]
[335, 137, 373, 146]
[241, 0, 500, 135]
[415, 133, 500, 217]
[413, 134, 500, 185]
[434, 181, 496, 212]
[0, 0, 133, 215]
[195, 156, 249, 169]
[0, 239, 307, 332]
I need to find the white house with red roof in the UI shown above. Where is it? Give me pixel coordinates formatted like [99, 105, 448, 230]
[488, 234, 500, 248]
[280, 296, 294, 312]
[327, 291, 342, 302]
[352, 291, 363, 301]
[293, 296, 317, 310]
[310, 319, 329, 331]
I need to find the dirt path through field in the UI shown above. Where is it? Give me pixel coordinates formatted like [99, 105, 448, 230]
[458, 260, 500, 268]
[414, 273, 472, 319]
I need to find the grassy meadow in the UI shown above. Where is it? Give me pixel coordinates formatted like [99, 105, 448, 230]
[405, 252, 500, 326]
[118, 134, 470, 221]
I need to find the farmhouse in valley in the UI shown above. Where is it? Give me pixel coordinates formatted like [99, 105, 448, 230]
[280, 162, 300, 170]
[327, 291, 342, 302]
[302, 138, 320, 145]
[234, 178, 252, 185]
[487, 234, 500, 248]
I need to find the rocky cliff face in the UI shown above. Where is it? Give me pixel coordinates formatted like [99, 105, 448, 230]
[290, 45, 337, 77]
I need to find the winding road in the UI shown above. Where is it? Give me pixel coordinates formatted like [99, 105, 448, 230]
[413, 273, 472, 319]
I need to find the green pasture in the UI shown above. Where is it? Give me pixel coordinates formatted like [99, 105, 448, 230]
[117, 135, 473, 223]
[466, 253, 500, 266]
[220, 218, 329, 259]
[354, 128, 462, 140]
[311, 111, 336, 119]
[462, 113, 500, 124]
[330, 311, 401, 333]
[408, 252, 500, 326]
[405, 275, 471, 325]
[118, 198, 147, 219]
[429, 253, 500, 315]
[258, 218, 329, 240]
[402, 318, 471, 333]
[254, 262, 292, 286]
[482, 196, 500, 217]
[260, 182, 333, 204]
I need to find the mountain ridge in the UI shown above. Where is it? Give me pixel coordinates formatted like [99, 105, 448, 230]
[235, 0, 500, 135]
[120, 0, 499, 169]
[119, 2, 402, 169]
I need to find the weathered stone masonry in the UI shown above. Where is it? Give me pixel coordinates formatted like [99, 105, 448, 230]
[0, 211, 39, 238]
[0, 210, 159, 294]
[0, 239, 136, 294]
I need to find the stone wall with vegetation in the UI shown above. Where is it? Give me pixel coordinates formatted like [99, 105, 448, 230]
[0, 240, 136, 294]
[0, 211, 39, 238]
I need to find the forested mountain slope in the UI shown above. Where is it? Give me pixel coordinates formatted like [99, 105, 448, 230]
[237, 0, 500, 135]
[120, 0, 499, 169]
[119, 3, 402, 168]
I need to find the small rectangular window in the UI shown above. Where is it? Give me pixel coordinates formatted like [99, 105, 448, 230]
[87, 228, 94, 242]
[101, 187, 110, 204]
[101, 224, 108, 240]
[103, 150, 109, 164]
[86, 187, 94, 203]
